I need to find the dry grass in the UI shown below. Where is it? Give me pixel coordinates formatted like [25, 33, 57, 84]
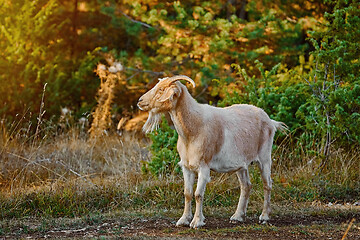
[0, 115, 359, 220]
[89, 63, 122, 138]
[0, 120, 148, 193]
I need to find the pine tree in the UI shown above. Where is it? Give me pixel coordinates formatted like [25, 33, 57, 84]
[304, 0, 360, 160]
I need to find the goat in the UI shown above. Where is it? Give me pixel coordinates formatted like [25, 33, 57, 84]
[137, 75, 287, 228]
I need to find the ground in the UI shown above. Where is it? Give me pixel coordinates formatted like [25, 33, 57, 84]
[1, 203, 359, 239]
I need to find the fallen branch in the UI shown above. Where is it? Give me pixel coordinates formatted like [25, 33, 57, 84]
[342, 218, 356, 240]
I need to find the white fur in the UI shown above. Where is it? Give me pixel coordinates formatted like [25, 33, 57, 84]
[142, 110, 161, 134]
[138, 75, 287, 228]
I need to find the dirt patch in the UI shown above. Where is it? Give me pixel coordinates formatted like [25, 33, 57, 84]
[1, 212, 359, 239]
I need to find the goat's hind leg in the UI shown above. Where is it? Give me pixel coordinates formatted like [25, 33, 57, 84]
[258, 126, 275, 224]
[258, 160, 272, 224]
[176, 166, 195, 226]
[230, 168, 252, 222]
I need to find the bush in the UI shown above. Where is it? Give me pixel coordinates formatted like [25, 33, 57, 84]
[142, 117, 181, 177]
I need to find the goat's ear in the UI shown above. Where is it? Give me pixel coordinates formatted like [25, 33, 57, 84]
[157, 85, 181, 103]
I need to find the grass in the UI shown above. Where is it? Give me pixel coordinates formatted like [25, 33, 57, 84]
[0, 118, 359, 224]
[1, 204, 358, 239]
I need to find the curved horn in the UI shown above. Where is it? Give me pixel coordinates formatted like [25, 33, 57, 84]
[167, 75, 196, 88]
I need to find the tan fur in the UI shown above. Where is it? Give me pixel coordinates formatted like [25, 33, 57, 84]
[138, 75, 288, 228]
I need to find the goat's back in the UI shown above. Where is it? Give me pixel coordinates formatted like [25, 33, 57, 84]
[202, 104, 277, 167]
[206, 103, 274, 131]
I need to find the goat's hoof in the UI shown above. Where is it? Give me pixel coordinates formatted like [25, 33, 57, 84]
[259, 214, 270, 224]
[190, 218, 205, 229]
[230, 214, 245, 223]
[259, 216, 270, 225]
[176, 216, 191, 227]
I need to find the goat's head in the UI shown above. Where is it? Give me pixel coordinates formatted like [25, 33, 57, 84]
[138, 75, 195, 113]
[137, 75, 195, 133]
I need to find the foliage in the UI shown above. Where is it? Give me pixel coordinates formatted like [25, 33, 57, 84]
[212, 0, 360, 157]
[143, 118, 181, 177]
[0, 0, 102, 124]
[215, 60, 312, 137]
[0, 0, 323, 124]
[302, 0, 360, 151]
[0, 0, 359, 194]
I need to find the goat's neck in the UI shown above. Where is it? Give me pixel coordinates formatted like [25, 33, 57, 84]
[169, 89, 202, 139]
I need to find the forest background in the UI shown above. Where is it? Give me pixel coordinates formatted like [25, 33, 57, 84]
[0, 0, 359, 238]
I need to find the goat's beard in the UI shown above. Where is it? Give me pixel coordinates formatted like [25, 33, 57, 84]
[142, 111, 162, 134]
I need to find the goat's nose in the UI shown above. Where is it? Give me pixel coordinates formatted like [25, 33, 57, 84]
[137, 98, 145, 110]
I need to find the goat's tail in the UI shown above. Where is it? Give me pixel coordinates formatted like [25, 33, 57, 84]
[272, 120, 289, 135]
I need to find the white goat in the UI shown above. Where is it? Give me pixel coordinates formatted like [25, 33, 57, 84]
[137, 75, 287, 228]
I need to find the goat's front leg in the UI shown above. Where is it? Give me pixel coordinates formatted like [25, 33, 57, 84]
[190, 166, 210, 229]
[176, 166, 195, 226]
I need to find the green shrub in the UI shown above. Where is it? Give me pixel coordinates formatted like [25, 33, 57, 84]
[142, 117, 181, 177]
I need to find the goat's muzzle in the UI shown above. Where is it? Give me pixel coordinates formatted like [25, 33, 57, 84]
[137, 97, 148, 111]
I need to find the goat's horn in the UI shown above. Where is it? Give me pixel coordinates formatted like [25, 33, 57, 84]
[167, 75, 196, 88]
